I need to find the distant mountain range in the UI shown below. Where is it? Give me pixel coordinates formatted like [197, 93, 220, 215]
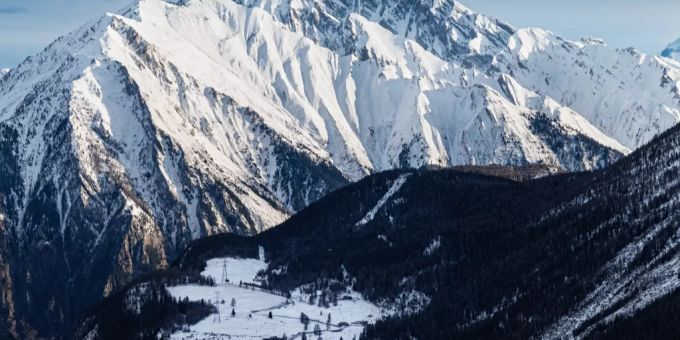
[2, 0, 680, 338]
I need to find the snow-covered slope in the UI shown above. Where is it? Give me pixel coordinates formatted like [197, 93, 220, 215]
[165, 256, 385, 339]
[233, 0, 680, 152]
[661, 38, 680, 61]
[2, 0, 680, 338]
[500, 30, 680, 149]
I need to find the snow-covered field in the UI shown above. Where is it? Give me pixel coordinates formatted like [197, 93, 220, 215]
[201, 256, 268, 285]
[167, 254, 387, 339]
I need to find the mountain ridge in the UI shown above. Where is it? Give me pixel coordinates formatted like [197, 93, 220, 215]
[661, 38, 680, 60]
[1, 0, 680, 338]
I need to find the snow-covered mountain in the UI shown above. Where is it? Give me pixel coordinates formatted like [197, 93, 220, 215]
[0, 69, 9, 76]
[662, 38, 680, 61]
[2, 0, 680, 337]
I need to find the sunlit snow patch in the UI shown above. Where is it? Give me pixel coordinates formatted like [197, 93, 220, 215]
[166, 254, 390, 339]
[423, 236, 441, 256]
[201, 257, 268, 285]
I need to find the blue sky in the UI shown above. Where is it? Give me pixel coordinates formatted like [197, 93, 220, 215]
[0, 0, 126, 68]
[1, 0, 680, 68]
[471, 0, 680, 55]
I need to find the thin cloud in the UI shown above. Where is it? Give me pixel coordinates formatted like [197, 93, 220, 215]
[0, 6, 27, 14]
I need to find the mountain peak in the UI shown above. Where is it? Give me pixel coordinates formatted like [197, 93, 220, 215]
[579, 36, 607, 47]
[662, 38, 680, 60]
[423, 0, 475, 14]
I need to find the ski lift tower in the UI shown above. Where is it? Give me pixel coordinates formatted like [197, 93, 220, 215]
[221, 259, 229, 283]
[213, 291, 221, 323]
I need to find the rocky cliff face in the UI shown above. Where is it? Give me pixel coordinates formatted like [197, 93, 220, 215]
[0, 4, 347, 336]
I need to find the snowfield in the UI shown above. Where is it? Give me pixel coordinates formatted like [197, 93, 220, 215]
[167, 255, 388, 339]
[201, 256, 268, 285]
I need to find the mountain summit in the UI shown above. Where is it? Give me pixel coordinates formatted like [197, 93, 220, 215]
[1, 0, 680, 337]
[662, 38, 680, 60]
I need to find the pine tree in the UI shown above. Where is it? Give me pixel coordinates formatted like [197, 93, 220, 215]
[268, 311, 273, 319]
[231, 308, 236, 317]
[231, 298, 236, 307]
[300, 312, 310, 327]
[318, 292, 326, 307]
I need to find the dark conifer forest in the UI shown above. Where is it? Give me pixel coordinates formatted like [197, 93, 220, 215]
[75, 124, 680, 339]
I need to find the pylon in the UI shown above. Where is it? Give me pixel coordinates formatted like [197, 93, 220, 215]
[221, 259, 228, 283]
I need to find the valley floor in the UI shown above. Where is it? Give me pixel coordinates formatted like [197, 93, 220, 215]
[166, 253, 387, 339]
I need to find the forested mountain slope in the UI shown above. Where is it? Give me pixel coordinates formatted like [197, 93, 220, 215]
[73, 120, 680, 339]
